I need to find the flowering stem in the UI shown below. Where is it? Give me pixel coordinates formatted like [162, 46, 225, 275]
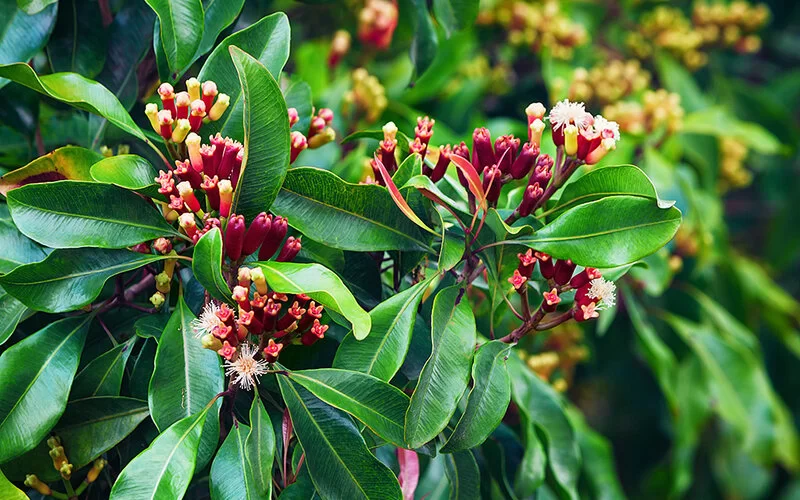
[144, 137, 173, 170]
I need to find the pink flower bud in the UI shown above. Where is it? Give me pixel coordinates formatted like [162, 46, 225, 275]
[174, 159, 202, 189]
[232, 285, 250, 311]
[175, 91, 191, 120]
[290, 131, 308, 164]
[225, 214, 246, 260]
[508, 269, 527, 291]
[177, 181, 201, 213]
[259, 216, 288, 260]
[430, 145, 451, 182]
[218, 180, 233, 218]
[319, 108, 334, 124]
[242, 212, 272, 256]
[574, 302, 599, 322]
[288, 107, 299, 127]
[415, 116, 434, 145]
[494, 135, 519, 174]
[202, 81, 218, 110]
[510, 142, 539, 179]
[542, 288, 561, 312]
[158, 109, 173, 140]
[217, 341, 236, 360]
[153, 237, 172, 254]
[158, 83, 176, 117]
[301, 319, 328, 346]
[570, 267, 602, 289]
[263, 339, 284, 362]
[277, 236, 302, 262]
[517, 249, 536, 277]
[201, 175, 220, 211]
[189, 100, 206, 132]
[179, 213, 197, 238]
[186, 133, 203, 172]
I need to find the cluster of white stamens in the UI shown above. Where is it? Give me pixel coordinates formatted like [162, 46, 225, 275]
[191, 302, 224, 338]
[548, 99, 593, 131]
[224, 343, 269, 390]
[587, 277, 617, 309]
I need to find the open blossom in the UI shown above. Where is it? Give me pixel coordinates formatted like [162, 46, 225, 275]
[587, 277, 617, 309]
[592, 115, 621, 141]
[548, 99, 593, 132]
[224, 343, 269, 390]
[191, 302, 223, 338]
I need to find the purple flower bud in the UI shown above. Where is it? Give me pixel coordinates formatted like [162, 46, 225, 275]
[242, 212, 272, 256]
[277, 236, 302, 262]
[494, 135, 520, 174]
[554, 259, 576, 286]
[518, 182, 543, 217]
[472, 127, 495, 170]
[482, 165, 503, 205]
[430, 145, 451, 182]
[225, 215, 246, 261]
[259, 216, 288, 260]
[510, 143, 539, 179]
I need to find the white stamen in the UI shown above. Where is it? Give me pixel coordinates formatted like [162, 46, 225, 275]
[548, 99, 592, 131]
[587, 277, 617, 309]
[592, 115, 621, 141]
[191, 302, 223, 338]
[224, 343, 268, 390]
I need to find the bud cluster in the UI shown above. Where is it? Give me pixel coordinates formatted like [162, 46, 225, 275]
[357, 0, 398, 50]
[288, 107, 336, 164]
[692, 1, 768, 52]
[328, 30, 352, 68]
[442, 55, 513, 99]
[146, 78, 229, 143]
[562, 60, 651, 107]
[343, 68, 387, 123]
[602, 89, 684, 135]
[519, 321, 587, 391]
[718, 137, 752, 192]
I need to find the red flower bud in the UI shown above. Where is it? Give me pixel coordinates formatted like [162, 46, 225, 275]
[535, 251, 554, 279]
[508, 269, 527, 291]
[277, 236, 302, 262]
[242, 212, 272, 256]
[209, 133, 227, 175]
[189, 100, 206, 132]
[301, 319, 328, 346]
[430, 145, 451, 182]
[494, 135, 519, 174]
[570, 267, 601, 288]
[217, 139, 242, 181]
[201, 175, 220, 211]
[542, 288, 561, 312]
[158, 83, 176, 117]
[482, 165, 503, 205]
[202, 81, 218, 110]
[231, 149, 243, 189]
[263, 339, 284, 362]
[472, 127, 495, 170]
[217, 303, 235, 325]
[290, 131, 308, 164]
[259, 216, 288, 260]
[175, 91, 191, 120]
[380, 138, 397, 174]
[158, 109, 173, 140]
[517, 249, 536, 277]
[532, 162, 552, 187]
[319, 108, 334, 125]
[177, 181, 201, 213]
[299, 301, 323, 330]
[510, 142, 539, 179]
[518, 182, 543, 217]
[415, 116, 434, 146]
[225, 215, 246, 261]
[288, 107, 299, 128]
[553, 259, 576, 286]
[574, 302, 599, 322]
[174, 160, 202, 189]
[217, 341, 236, 360]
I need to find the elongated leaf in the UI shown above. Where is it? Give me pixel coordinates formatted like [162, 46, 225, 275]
[0, 63, 145, 139]
[110, 407, 211, 499]
[410, 0, 438, 77]
[47, 0, 107, 77]
[255, 261, 371, 340]
[71, 336, 137, 399]
[149, 296, 223, 470]
[0, 219, 48, 274]
[210, 422, 262, 500]
[245, 392, 273, 498]
[0, 288, 27, 346]
[433, 0, 478, 35]
[441, 341, 511, 453]
[228, 46, 290, 221]
[196, 0, 244, 58]
[277, 377, 403, 499]
[7, 180, 179, 248]
[405, 286, 476, 449]
[0, 248, 172, 313]
[0, 145, 102, 196]
[0, 469, 25, 499]
[90, 154, 160, 197]
[272, 167, 431, 252]
[192, 227, 233, 304]
[374, 155, 439, 236]
[515, 195, 681, 267]
[286, 369, 410, 447]
[334, 279, 429, 381]
[146, 0, 204, 75]
[0, 316, 90, 463]
[198, 12, 290, 139]
[567, 408, 626, 500]
[0, 2, 57, 88]
[443, 450, 480, 500]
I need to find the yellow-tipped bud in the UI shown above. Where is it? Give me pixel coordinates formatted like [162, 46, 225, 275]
[25, 475, 52, 496]
[208, 93, 230, 121]
[529, 119, 545, 147]
[250, 267, 268, 295]
[526, 102, 546, 119]
[564, 124, 578, 156]
[150, 292, 166, 308]
[86, 458, 107, 484]
[171, 119, 191, 143]
[155, 271, 171, 294]
[382, 121, 398, 141]
[145, 103, 160, 133]
[201, 334, 223, 351]
[308, 127, 336, 149]
[186, 77, 201, 101]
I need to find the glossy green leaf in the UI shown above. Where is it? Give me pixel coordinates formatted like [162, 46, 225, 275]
[0, 219, 48, 274]
[0, 63, 145, 140]
[682, 107, 783, 154]
[90, 154, 160, 197]
[334, 279, 430, 381]
[0, 316, 90, 463]
[149, 296, 223, 470]
[443, 450, 480, 500]
[284, 80, 312, 134]
[199, 13, 290, 139]
[286, 369, 410, 447]
[71, 336, 137, 399]
[0, 145, 102, 196]
[210, 422, 262, 500]
[567, 408, 626, 500]
[228, 46, 290, 221]
[405, 285, 476, 449]
[441, 341, 511, 453]
[515, 195, 681, 268]
[0, 287, 27, 346]
[433, 0, 478, 35]
[195, 0, 244, 59]
[7, 181, 179, 248]
[146, 0, 204, 75]
[0, 2, 56, 88]
[110, 406, 211, 499]
[272, 167, 431, 252]
[244, 391, 273, 498]
[192, 227, 233, 304]
[0, 469, 25, 499]
[0, 248, 172, 313]
[410, 0, 438, 77]
[47, 0, 107, 77]
[255, 261, 371, 340]
[277, 377, 403, 500]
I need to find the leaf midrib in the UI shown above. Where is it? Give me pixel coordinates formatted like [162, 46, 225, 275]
[521, 217, 678, 244]
[364, 285, 426, 377]
[3, 257, 159, 287]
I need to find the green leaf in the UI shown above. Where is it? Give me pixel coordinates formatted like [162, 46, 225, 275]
[149, 296, 223, 470]
[567, 408, 626, 500]
[432, 0, 478, 35]
[244, 391, 274, 498]
[47, 0, 107, 77]
[228, 46, 290, 221]
[0, 469, 25, 499]
[334, 279, 430, 381]
[681, 107, 783, 154]
[1, 396, 150, 482]
[192, 227, 233, 304]
[654, 52, 707, 113]
[0, 63, 145, 140]
[0, 248, 172, 313]
[7, 181, 179, 248]
[195, 0, 244, 58]
[110, 406, 212, 499]
[90, 154, 160, 198]
[210, 422, 263, 500]
[255, 261, 371, 340]
[441, 341, 511, 453]
[146, 0, 204, 75]
[508, 355, 580, 500]
[286, 369, 410, 447]
[284, 80, 313, 134]
[0, 2, 57, 88]
[443, 450, 480, 500]
[405, 285, 476, 449]
[0, 219, 48, 274]
[0, 145, 102, 196]
[0, 287, 27, 346]
[515, 195, 681, 268]
[272, 167, 431, 252]
[71, 336, 137, 399]
[277, 376, 403, 500]
[410, 0, 438, 77]
[198, 12, 290, 139]
[0, 316, 90, 463]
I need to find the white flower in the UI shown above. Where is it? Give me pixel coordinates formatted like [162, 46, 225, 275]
[191, 302, 223, 338]
[587, 277, 617, 309]
[592, 115, 621, 141]
[224, 343, 268, 390]
[548, 99, 592, 131]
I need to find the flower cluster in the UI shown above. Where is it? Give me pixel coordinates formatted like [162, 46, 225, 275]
[193, 268, 329, 389]
[328, 30, 352, 68]
[718, 137, 752, 192]
[288, 107, 336, 164]
[145, 78, 229, 143]
[602, 89, 684, 136]
[343, 68, 387, 123]
[560, 60, 651, 107]
[519, 321, 588, 391]
[357, 0, 398, 50]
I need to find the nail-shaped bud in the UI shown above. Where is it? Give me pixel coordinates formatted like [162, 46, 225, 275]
[231, 149, 244, 188]
[242, 212, 272, 256]
[263, 339, 284, 362]
[169, 195, 186, 213]
[298, 300, 323, 330]
[86, 458, 107, 484]
[208, 93, 229, 121]
[529, 118, 545, 147]
[209, 133, 226, 174]
[202, 80, 218, 110]
[526, 102, 546, 122]
[202, 333, 224, 351]
[288, 107, 299, 127]
[517, 249, 536, 277]
[158, 109, 174, 140]
[290, 131, 308, 163]
[182, 133, 201, 172]
[277, 236, 302, 262]
[145, 103, 160, 133]
[218, 139, 242, 180]
[186, 77, 201, 101]
[25, 475, 52, 496]
[232, 285, 251, 310]
[472, 127, 495, 170]
[171, 118, 191, 143]
[510, 142, 539, 179]
[482, 165, 503, 205]
[409, 137, 426, 158]
[518, 182, 543, 217]
[319, 108, 334, 124]
[158, 82, 176, 117]
[150, 291, 166, 308]
[535, 251, 554, 279]
[309, 116, 326, 136]
[238, 267, 251, 287]
[542, 288, 561, 312]
[189, 100, 206, 132]
[259, 216, 288, 260]
[201, 175, 220, 210]
[554, 259, 576, 285]
[308, 127, 336, 149]
[175, 91, 191, 120]
[508, 269, 527, 291]
[564, 125, 579, 156]
[532, 162, 552, 187]
[584, 137, 616, 165]
[218, 341, 236, 360]
[175, 159, 201, 188]
[218, 179, 233, 217]
[156, 169, 177, 196]
[177, 181, 202, 213]
[217, 303, 235, 325]
[430, 145, 451, 182]
[570, 267, 601, 288]
[301, 319, 328, 346]
[153, 237, 172, 254]
[495, 135, 519, 174]
[225, 215, 246, 260]
[179, 212, 198, 238]
[250, 266, 268, 295]
[574, 302, 599, 322]
[156, 271, 171, 294]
